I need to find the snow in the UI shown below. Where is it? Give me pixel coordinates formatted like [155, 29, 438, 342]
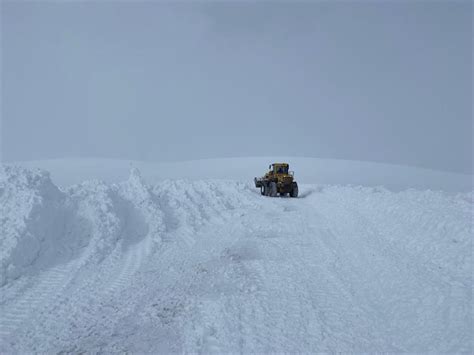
[0, 159, 472, 352]
[15, 157, 472, 191]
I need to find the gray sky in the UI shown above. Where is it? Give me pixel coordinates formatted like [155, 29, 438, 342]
[1, 1, 472, 173]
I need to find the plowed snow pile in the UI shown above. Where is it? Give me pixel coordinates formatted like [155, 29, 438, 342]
[0, 164, 472, 353]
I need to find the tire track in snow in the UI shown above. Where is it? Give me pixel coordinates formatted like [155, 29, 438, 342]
[4, 236, 153, 352]
[185, 192, 379, 353]
[0, 263, 76, 343]
[222, 205, 324, 352]
[104, 237, 151, 296]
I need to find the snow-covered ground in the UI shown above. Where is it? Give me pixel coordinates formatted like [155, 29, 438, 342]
[0, 159, 472, 353]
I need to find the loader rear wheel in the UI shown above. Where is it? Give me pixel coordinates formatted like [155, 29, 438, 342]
[290, 182, 298, 198]
[269, 182, 277, 197]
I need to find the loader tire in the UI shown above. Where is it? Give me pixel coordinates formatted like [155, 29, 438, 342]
[290, 182, 298, 198]
[269, 182, 277, 197]
[260, 186, 265, 195]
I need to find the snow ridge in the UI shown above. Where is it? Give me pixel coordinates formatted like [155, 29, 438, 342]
[0, 165, 169, 285]
[0, 166, 69, 286]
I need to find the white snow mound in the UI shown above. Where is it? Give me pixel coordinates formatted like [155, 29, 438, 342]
[0, 166, 68, 286]
[0, 165, 162, 287]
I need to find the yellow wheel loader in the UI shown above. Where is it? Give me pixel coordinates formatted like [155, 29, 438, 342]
[254, 163, 298, 197]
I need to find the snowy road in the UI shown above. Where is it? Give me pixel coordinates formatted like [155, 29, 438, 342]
[1, 167, 472, 353]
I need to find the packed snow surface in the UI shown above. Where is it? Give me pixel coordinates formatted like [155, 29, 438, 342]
[0, 162, 472, 353]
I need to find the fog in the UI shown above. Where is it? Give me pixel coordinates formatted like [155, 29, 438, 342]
[1, 1, 472, 173]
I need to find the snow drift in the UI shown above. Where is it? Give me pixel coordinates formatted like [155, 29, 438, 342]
[0, 166, 70, 286]
[0, 166, 162, 287]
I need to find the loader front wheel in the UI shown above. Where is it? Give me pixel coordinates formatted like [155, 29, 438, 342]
[260, 186, 265, 195]
[290, 182, 298, 198]
[269, 182, 277, 197]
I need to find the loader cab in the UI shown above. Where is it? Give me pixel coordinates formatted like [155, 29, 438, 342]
[270, 163, 289, 175]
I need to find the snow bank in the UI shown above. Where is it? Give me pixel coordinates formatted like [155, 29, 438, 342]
[0, 166, 69, 286]
[0, 165, 162, 287]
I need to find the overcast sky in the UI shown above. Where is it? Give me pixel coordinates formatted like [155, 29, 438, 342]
[1, 1, 472, 173]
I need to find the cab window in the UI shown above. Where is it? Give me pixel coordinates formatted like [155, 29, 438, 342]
[276, 165, 288, 174]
